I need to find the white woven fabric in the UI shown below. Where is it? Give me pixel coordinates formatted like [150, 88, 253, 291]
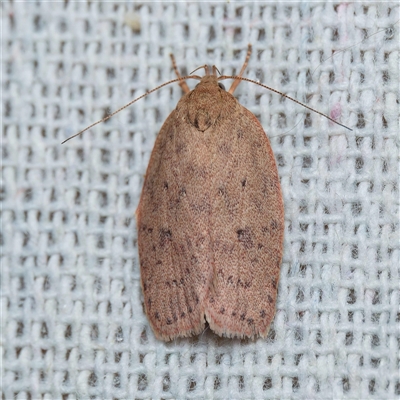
[2, 2, 399, 399]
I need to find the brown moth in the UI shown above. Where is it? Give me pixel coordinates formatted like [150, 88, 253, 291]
[136, 46, 285, 341]
[63, 45, 350, 342]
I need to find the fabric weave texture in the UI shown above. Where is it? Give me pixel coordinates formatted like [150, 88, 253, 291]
[2, 2, 399, 399]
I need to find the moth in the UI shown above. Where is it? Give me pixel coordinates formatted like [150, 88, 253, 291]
[63, 45, 350, 342]
[136, 46, 285, 341]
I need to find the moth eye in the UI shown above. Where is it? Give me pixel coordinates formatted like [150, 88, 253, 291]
[218, 83, 226, 90]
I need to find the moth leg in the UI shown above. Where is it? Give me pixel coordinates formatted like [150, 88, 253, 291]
[170, 54, 191, 94]
[228, 44, 252, 94]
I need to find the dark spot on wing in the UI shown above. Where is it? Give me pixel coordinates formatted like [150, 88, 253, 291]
[190, 256, 198, 266]
[159, 228, 172, 247]
[218, 142, 231, 155]
[237, 228, 254, 249]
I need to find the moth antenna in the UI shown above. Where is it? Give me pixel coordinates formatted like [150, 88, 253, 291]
[61, 75, 201, 144]
[219, 75, 352, 131]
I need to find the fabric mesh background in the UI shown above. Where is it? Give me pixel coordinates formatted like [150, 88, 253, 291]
[2, 2, 399, 399]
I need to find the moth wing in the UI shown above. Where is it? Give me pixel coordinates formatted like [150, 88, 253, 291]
[136, 111, 213, 341]
[137, 101, 284, 341]
[204, 106, 284, 338]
